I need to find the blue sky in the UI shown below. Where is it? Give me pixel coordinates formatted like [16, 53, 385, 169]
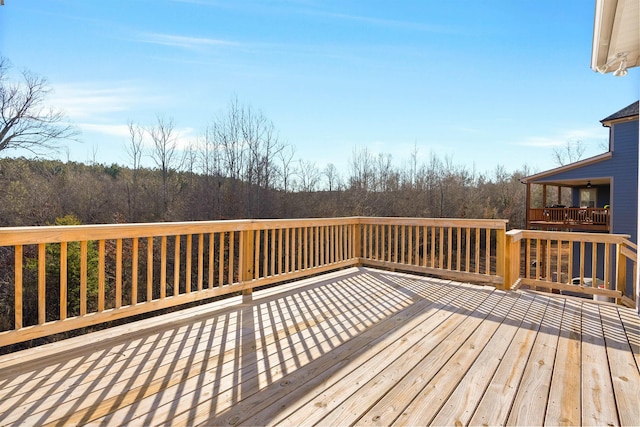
[1, 0, 638, 176]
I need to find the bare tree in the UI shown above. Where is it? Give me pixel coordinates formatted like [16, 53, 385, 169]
[126, 121, 144, 172]
[198, 124, 223, 218]
[277, 144, 296, 193]
[553, 139, 586, 166]
[147, 115, 180, 218]
[323, 163, 342, 191]
[349, 147, 375, 191]
[125, 121, 144, 221]
[297, 159, 321, 192]
[0, 57, 77, 154]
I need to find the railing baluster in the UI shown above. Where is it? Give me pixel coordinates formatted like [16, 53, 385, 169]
[297, 227, 302, 271]
[271, 229, 276, 275]
[475, 228, 480, 273]
[174, 235, 181, 296]
[185, 234, 192, 293]
[422, 226, 428, 268]
[208, 233, 214, 288]
[321, 225, 325, 265]
[160, 236, 167, 299]
[198, 233, 204, 291]
[218, 233, 224, 287]
[81, 241, 88, 315]
[407, 226, 413, 265]
[15, 245, 23, 330]
[591, 241, 597, 288]
[60, 242, 68, 320]
[285, 228, 291, 273]
[132, 237, 138, 304]
[116, 239, 122, 308]
[254, 230, 261, 280]
[38, 243, 46, 324]
[146, 237, 153, 301]
[465, 228, 470, 273]
[279, 228, 284, 275]
[229, 231, 235, 284]
[604, 242, 610, 289]
[456, 227, 461, 271]
[98, 240, 105, 312]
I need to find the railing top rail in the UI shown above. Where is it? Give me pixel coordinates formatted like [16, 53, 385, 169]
[356, 217, 509, 229]
[0, 217, 510, 246]
[530, 207, 610, 210]
[0, 217, 362, 246]
[507, 228, 630, 244]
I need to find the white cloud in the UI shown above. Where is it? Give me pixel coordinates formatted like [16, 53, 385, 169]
[77, 123, 131, 138]
[77, 122, 196, 150]
[49, 82, 145, 119]
[139, 33, 239, 50]
[515, 127, 606, 148]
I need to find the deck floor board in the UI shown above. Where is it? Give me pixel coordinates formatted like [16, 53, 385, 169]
[0, 267, 638, 426]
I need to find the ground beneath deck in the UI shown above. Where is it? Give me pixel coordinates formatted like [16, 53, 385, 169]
[0, 267, 638, 426]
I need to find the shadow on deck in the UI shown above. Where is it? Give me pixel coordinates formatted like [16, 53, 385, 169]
[0, 267, 638, 426]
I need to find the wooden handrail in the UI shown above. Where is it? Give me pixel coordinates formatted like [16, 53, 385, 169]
[1, 216, 636, 348]
[0, 218, 361, 347]
[355, 218, 507, 287]
[504, 229, 637, 308]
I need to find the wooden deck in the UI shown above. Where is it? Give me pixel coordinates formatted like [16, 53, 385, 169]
[0, 267, 638, 426]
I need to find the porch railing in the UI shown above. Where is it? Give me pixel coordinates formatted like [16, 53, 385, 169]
[529, 207, 610, 228]
[504, 229, 637, 307]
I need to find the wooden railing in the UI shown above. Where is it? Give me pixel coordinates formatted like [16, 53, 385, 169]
[357, 218, 508, 286]
[0, 217, 507, 347]
[529, 207, 610, 229]
[504, 229, 637, 307]
[2, 217, 637, 348]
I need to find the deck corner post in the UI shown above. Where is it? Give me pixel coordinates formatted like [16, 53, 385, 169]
[496, 227, 507, 290]
[503, 232, 517, 290]
[354, 221, 363, 266]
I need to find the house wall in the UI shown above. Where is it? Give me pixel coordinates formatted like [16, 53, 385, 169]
[537, 118, 638, 244]
[609, 120, 639, 242]
[533, 117, 637, 297]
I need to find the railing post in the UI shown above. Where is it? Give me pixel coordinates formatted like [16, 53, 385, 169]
[496, 227, 506, 290]
[354, 220, 362, 266]
[240, 228, 255, 303]
[615, 242, 627, 301]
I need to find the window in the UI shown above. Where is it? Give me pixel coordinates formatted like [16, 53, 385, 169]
[580, 188, 597, 208]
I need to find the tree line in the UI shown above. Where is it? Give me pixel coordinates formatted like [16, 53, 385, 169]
[0, 57, 534, 229]
[0, 148, 532, 229]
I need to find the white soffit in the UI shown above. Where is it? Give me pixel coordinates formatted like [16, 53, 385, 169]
[592, 0, 640, 73]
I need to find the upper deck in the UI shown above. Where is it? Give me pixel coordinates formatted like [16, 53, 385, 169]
[0, 217, 637, 426]
[0, 267, 637, 426]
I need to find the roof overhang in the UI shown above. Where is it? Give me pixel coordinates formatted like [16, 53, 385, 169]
[591, 0, 639, 74]
[520, 151, 613, 184]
